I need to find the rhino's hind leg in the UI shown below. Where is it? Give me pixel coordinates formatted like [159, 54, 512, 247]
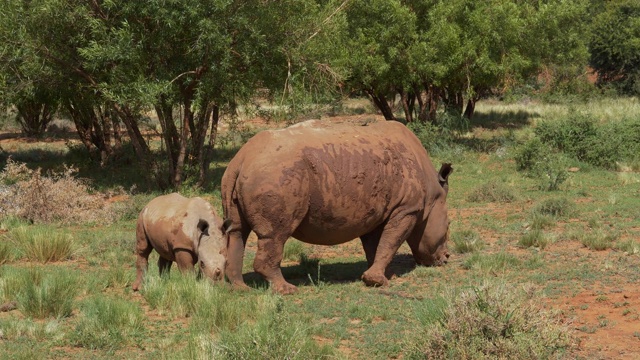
[158, 257, 172, 276]
[133, 218, 152, 291]
[361, 215, 417, 287]
[254, 237, 297, 295]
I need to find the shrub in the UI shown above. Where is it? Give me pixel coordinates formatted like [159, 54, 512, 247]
[467, 182, 518, 203]
[451, 230, 484, 254]
[7, 226, 75, 263]
[513, 138, 569, 191]
[407, 121, 453, 153]
[0, 159, 116, 224]
[70, 296, 145, 350]
[15, 268, 79, 319]
[407, 282, 576, 359]
[532, 198, 575, 219]
[535, 113, 640, 169]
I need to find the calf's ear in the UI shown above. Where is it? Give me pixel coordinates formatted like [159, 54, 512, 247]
[438, 163, 453, 193]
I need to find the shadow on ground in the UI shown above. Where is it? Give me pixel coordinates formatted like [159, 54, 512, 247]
[471, 109, 540, 130]
[243, 253, 419, 290]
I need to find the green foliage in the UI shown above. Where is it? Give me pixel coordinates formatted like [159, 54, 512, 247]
[6, 226, 75, 263]
[407, 282, 575, 359]
[13, 267, 79, 319]
[590, 1, 640, 95]
[70, 296, 145, 350]
[535, 113, 640, 169]
[467, 181, 518, 203]
[514, 138, 569, 191]
[407, 121, 453, 153]
[451, 229, 484, 254]
[577, 230, 618, 251]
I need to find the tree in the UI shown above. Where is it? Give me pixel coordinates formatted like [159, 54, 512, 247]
[590, 1, 640, 95]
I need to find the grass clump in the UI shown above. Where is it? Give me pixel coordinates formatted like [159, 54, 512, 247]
[462, 252, 521, 272]
[451, 230, 484, 254]
[283, 239, 307, 262]
[519, 230, 551, 249]
[69, 296, 145, 350]
[407, 282, 576, 359]
[467, 181, 518, 203]
[210, 297, 335, 359]
[0, 159, 116, 224]
[14, 267, 79, 318]
[532, 197, 575, 219]
[0, 240, 12, 264]
[6, 226, 75, 263]
[577, 230, 619, 251]
[614, 240, 640, 255]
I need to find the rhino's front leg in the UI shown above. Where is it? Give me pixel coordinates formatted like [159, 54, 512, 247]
[254, 237, 297, 295]
[361, 215, 417, 287]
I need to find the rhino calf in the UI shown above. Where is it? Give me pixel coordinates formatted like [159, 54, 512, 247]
[132, 193, 228, 291]
[221, 120, 452, 294]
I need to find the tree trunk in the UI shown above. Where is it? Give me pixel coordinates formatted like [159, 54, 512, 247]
[397, 87, 413, 123]
[197, 103, 217, 188]
[173, 100, 193, 188]
[463, 97, 477, 119]
[365, 89, 395, 120]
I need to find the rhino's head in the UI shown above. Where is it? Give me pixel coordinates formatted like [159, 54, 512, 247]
[195, 218, 231, 283]
[408, 163, 452, 266]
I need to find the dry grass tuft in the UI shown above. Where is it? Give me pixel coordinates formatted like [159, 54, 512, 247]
[0, 159, 116, 224]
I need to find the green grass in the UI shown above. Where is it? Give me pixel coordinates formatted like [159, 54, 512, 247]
[466, 181, 518, 203]
[13, 267, 79, 319]
[519, 229, 551, 249]
[69, 296, 145, 350]
[451, 229, 484, 253]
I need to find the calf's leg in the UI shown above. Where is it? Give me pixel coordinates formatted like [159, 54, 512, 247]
[133, 218, 152, 291]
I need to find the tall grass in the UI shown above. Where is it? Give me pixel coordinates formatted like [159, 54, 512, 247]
[451, 229, 484, 254]
[13, 267, 79, 318]
[69, 296, 145, 350]
[7, 226, 75, 263]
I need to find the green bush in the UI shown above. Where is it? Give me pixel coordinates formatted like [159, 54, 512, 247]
[514, 138, 569, 191]
[535, 113, 640, 169]
[407, 121, 453, 153]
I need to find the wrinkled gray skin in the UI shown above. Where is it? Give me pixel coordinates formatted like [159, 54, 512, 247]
[221, 120, 452, 295]
[132, 193, 228, 291]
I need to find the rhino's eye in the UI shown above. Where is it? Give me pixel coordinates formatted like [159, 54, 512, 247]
[200, 262, 206, 269]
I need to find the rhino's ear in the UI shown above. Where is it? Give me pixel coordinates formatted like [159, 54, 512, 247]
[438, 163, 453, 193]
[221, 218, 234, 235]
[197, 219, 210, 237]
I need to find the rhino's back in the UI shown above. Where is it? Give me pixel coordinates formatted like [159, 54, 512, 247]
[141, 193, 197, 257]
[231, 120, 440, 245]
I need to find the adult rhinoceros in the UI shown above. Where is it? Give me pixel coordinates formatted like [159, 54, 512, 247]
[221, 120, 452, 294]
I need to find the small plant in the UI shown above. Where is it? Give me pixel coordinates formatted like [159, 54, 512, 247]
[467, 182, 518, 203]
[514, 138, 569, 191]
[532, 197, 575, 219]
[15, 267, 79, 319]
[406, 281, 576, 359]
[8, 226, 75, 263]
[70, 296, 145, 350]
[451, 229, 484, 253]
[519, 229, 550, 249]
